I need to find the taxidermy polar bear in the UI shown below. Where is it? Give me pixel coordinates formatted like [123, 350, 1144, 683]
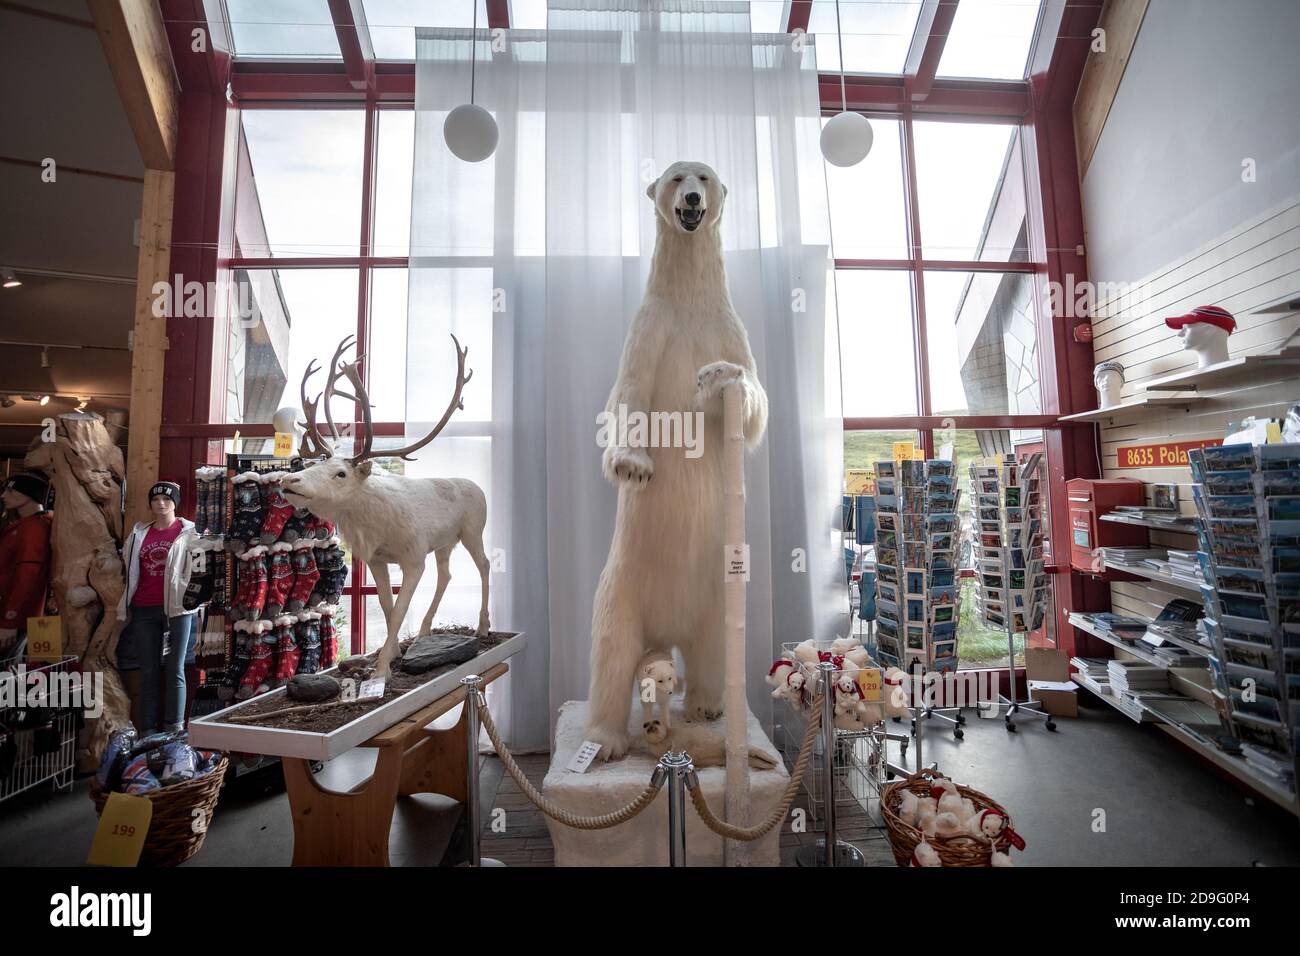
[586, 161, 768, 759]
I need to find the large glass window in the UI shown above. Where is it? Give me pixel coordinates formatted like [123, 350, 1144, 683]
[823, 117, 908, 260]
[924, 270, 1041, 418]
[834, 270, 918, 417]
[236, 111, 365, 258]
[226, 0, 341, 59]
[937, 0, 1043, 81]
[808, 0, 924, 75]
[913, 121, 1027, 263]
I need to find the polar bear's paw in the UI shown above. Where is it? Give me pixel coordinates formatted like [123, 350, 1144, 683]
[694, 360, 747, 409]
[684, 693, 724, 722]
[585, 725, 631, 761]
[602, 445, 654, 486]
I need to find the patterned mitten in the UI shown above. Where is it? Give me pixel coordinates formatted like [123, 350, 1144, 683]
[223, 624, 254, 701]
[213, 472, 228, 530]
[264, 542, 295, 617]
[236, 622, 274, 699]
[228, 473, 264, 550]
[259, 472, 296, 544]
[269, 615, 300, 687]
[287, 539, 320, 613]
[295, 611, 322, 675]
[281, 507, 309, 544]
[318, 605, 338, 669]
[310, 538, 348, 606]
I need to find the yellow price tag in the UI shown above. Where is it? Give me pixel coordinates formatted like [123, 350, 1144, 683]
[88, 792, 153, 867]
[844, 469, 873, 495]
[892, 441, 915, 462]
[274, 431, 295, 457]
[912, 448, 926, 461]
[857, 668, 883, 702]
[26, 615, 62, 662]
[1266, 421, 1283, 444]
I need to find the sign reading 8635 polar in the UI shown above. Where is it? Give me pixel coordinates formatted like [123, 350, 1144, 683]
[1115, 439, 1221, 469]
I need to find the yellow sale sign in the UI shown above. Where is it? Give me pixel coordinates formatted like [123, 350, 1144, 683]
[88, 793, 153, 867]
[273, 431, 295, 457]
[892, 441, 915, 462]
[857, 668, 882, 702]
[26, 615, 62, 662]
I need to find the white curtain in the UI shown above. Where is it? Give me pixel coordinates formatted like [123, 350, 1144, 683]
[408, 2, 843, 752]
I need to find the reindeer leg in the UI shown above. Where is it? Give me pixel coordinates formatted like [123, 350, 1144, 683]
[461, 533, 491, 637]
[417, 546, 453, 636]
[373, 561, 424, 680]
[370, 561, 396, 624]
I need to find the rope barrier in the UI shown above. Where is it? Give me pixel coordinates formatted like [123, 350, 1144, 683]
[476, 689, 824, 840]
[478, 695, 666, 830]
[687, 691, 823, 842]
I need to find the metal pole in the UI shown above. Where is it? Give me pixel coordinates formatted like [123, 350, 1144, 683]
[820, 663, 837, 866]
[459, 675, 503, 867]
[660, 751, 692, 866]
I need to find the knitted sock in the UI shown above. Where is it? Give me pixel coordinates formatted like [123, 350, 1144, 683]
[303, 513, 337, 541]
[228, 472, 264, 550]
[269, 615, 300, 686]
[295, 611, 322, 675]
[287, 540, 320, 613]
[310, 538, 348, 606]
[183, 540, 214, 611]
[281, 507, 309, 544]
[214, 472, 228, 530]
[264, 542, 295, 617]
[318, 605, 338, 668]
[193, 470, 209, 533]
[222, 624, 253, 701]
[259, 472, 296, 544]
[240, 546, 269, 620]
[236, 622, 274, 699]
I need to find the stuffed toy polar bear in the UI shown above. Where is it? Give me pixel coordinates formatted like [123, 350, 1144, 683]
[585, 162, 768, 759]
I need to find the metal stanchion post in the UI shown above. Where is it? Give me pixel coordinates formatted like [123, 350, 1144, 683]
[659, 751, 692, 866]
[459, 675, 504, 867]
[796, 663, 864, 867]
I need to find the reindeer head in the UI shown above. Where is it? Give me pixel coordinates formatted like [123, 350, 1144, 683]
[280, 333, 472, 516]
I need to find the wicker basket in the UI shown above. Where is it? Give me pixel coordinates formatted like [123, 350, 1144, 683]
[90, 757, 228, 867]
[880, 768, 1015, 867]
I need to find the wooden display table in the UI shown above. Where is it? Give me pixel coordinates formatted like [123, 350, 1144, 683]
[280, 662, 508, 867]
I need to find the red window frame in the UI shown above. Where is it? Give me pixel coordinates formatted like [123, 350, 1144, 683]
[157, 0, 1106, 668]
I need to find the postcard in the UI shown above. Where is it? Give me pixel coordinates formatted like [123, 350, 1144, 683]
[1202, 443, 1256, 472]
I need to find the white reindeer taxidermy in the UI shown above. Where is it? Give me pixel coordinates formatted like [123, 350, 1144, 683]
[280, 335, 490, 680]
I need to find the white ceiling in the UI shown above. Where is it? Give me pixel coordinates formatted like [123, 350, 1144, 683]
[0, 3, 142, 458]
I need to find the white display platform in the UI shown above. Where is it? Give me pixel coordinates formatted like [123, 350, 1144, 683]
[543, 699, 787, 866]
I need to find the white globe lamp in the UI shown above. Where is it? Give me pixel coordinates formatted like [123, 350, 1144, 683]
[444, 104, 498, 163]
[821, 111, 873, 167]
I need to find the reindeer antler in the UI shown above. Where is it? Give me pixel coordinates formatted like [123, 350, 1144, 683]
[361, 333, 472, 463]
[298, 358, 332, 458]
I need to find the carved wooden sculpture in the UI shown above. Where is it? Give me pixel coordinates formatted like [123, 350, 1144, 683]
[25, 411, 131, 771]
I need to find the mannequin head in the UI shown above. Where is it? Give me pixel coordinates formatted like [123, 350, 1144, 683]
[1093, 361, 1124, 409]
[2, 473, 48, 516]
[148, 481, 181, 526]
[1165, 305, 1235, 369]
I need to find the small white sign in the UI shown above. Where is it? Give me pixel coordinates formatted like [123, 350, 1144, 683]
[358, 678, 386, 701]
[725, 543, 750, 582]
[567, 740, 602, 773]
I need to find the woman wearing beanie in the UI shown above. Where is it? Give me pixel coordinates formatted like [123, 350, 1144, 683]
[0, 472, 54, 663]
[116, 481, 199, 733]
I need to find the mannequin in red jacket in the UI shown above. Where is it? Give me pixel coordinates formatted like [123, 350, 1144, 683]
[0, 473, 53, 661]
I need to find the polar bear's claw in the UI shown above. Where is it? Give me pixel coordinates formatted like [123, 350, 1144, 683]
[603, 445, 654, 486]
[585, 725, 631, 761]
[694, 360, 747, 409]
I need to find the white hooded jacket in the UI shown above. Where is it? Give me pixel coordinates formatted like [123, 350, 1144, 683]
[116, 518, 198, 621]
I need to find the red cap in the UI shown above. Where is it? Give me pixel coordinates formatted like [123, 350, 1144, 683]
[1164, 305, 1235, 335]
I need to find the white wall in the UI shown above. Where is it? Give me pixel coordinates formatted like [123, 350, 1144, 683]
[1082, 0, 1300, 284]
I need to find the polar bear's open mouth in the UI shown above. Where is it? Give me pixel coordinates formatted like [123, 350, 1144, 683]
[676, 206, 705, 231]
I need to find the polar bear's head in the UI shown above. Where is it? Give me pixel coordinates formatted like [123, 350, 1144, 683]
[646, 161, 727, 234]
